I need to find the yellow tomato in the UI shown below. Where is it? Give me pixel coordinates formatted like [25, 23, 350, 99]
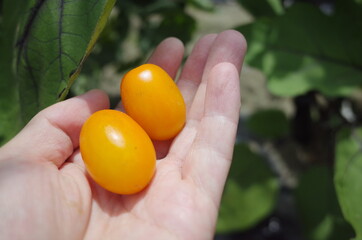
[80, 109, 156, 195]
[121, 64, 186, 141]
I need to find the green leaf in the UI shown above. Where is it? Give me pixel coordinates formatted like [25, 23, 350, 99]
[237, 0, 284, 17]
[296, 166, 354, 240]
[0, 0, 31, 145]
[140, 10, 196, 53]
[216, 143, 279, 233]
[16, 0, 115, 124]
[187, 0, 214, 12]
[236, 0, 362, 97]
[246, 109, 289, 139]
[335, 127, 362, 239]
[136, 0, 179, 15]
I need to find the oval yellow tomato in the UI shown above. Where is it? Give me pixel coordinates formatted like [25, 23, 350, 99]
[79, 109, 156, 195]
[121, 64, 186, 141]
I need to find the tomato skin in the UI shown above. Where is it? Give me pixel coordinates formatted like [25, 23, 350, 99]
[80, 109, 156, 195]
[121, 64, 186, 141]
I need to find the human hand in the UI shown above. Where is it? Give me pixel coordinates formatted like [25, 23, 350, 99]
[0, 30, 246, 240]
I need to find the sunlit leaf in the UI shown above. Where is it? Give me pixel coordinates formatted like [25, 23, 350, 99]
[16, 0, 115, 124]
[335, 127, 362, 239]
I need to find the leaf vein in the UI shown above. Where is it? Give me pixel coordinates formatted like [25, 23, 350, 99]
[61, 51, 78, 66]
[29, 33, 59, 44]
[62, 31, 88, 44]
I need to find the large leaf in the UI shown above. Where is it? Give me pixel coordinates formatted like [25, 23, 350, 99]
[335, 127, 362, 239]
[0, 0, 31, 145]
[16, 0, 115, 124]
[236, 0, 362, 97]
[216, 143, 279, 233]
[296, 166, 354, 240]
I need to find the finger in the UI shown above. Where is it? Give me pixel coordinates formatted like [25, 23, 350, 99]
[153, 139, 172, 159]
[183, 63, 241, 203]
[147, 37, 184, 79]
[59, 149, 86, 176]
[177, 34, 217, 110]
[188, 30, 247, 122]
[168, 30, 246, 162]
[0, 90, 109, 167]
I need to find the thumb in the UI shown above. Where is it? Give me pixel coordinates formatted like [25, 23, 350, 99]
[0, 90, 109, 167]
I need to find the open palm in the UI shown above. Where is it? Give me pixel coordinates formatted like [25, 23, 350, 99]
[0, 30, 246, 240]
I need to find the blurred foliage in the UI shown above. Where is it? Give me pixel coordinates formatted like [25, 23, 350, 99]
[0, 0, 24, 146]
[295, 166, 354, 240]
[246, 109, 290, 139]
[237, 0, 362, 238]
[237, 0, 362, 97]
[237, 0, 284, 16]
[217, 143, 279, 233]
[335, 127, 362, 239]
